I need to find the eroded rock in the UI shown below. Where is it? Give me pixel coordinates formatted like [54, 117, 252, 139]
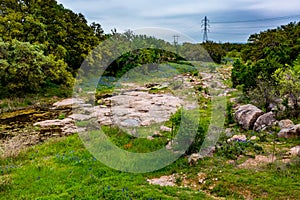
[278, 124, 300, 138]
[160, 126, 172, 132]
[253, 112, 276, 132]
[68, 114, 92, 121]
[227, 134, 247, 142]
[147, 175, 176, 187]
[234, 104, 264, 130]
[288, 146, 300, 157]
[278, 119, 294, 129]
[34, 118, 83, 136]
[51, 98, 85, 110]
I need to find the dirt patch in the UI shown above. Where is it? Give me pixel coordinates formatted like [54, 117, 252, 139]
[238, 155, 276, 169]
[147, 173, 225, 200]
[0, 127, 40, 158]
[147, 174, 177, 187]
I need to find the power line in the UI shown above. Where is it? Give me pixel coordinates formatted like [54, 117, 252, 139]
[210, 32, 250, 35]
[210, 14, 300, 24]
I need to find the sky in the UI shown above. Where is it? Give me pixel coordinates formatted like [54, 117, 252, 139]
[56, 0, 300, 43]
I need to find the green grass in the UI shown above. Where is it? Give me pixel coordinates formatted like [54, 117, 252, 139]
[1, 63, 299, 199]
[0, 135, 210, 200]
[1, 127, 299, 199]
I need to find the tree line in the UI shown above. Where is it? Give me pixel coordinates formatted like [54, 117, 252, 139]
[231, 22, 300, 118]
[0, 0, 106, 97]
[0, 0, 225, 98]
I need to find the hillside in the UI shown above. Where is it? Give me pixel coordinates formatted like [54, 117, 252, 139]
[0, 1, 300, 199]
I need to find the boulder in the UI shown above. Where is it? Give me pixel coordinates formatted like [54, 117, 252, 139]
[278, 119, 294, 129]
[188, 153, 204, 164]
[227, 135, 247, 142]
[278, 124, 300, 139]
[253, 112, 276, 132]
[225, 128, 233, 137]
[160, 126, 172, 132]
[250, 136, 258, 141]
[234, 104, 264, 130]
[33, 118, 83, 136]
[188, 147, 215, 164]
[147, 136, 155, 141]
[147, 175, 176, 187]
[52, 98, 85, 110]
[288, 146, 300, 157]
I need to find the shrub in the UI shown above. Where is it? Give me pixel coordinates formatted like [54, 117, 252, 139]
[0, 39, 74, 98]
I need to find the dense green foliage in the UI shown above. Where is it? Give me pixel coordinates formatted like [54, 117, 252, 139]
[0, 0, 107, 98]
[231, 22, 300, 115]
[0, 39, 74, 97]
[0, 0, 227, 98]
[106, 48, 181, 78]
[169, 108, 210, 155]
[202, 41, 226, 64]
[0, 0, 105, 71]
[176, 41, 226, 64]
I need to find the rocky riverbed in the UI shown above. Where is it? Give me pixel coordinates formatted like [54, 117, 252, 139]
[0, 73, 207, 157]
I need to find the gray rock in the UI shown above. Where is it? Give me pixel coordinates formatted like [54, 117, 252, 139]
[147, 175, 176, 187]
[52, 98, 85, 110]
[278, 119, 294, 129]
[234, 104, 264, 130]
[141, 120, 154, 126]
[160, 126, 172, 132]
[34, 118, 74, 128]
[68, 114, 92, 121]
[288, 146, 300, 157]
[225, 128, 233, 137]
[278, 124, 300, 139]
[147, 136, 155, 140]
[120, 119, 140, 127]
[253, 112, 276, 132]
[227, 135, 247, 142]
[250, 136, 258, 141]
[33, 118, 82, 136]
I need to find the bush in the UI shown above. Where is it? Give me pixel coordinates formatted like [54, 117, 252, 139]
[170, 108, 209, 155]
[0, 39, 74, 98]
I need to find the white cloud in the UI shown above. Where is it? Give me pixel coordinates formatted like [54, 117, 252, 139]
[56, 0, 300, 42]
[247, 0, 300, 14]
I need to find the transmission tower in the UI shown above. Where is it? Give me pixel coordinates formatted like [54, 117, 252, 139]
[173, 35, 180, 54]
[173, 35, 179, 46]
[201, 16, 210, 43]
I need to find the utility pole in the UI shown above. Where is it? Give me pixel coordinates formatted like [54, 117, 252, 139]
[201, 16, 209, 43]
[173, 34, 180, 54]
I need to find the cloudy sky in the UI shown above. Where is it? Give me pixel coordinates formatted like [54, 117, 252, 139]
[57, 0, 300, 43]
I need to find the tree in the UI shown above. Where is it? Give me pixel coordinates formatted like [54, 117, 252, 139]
[232, 22, 300, 116]
[0, 39, 74, 97]
[273, 61, 300, 117]
[202, 41, 226, 64]
[0, 0, 106, 73]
